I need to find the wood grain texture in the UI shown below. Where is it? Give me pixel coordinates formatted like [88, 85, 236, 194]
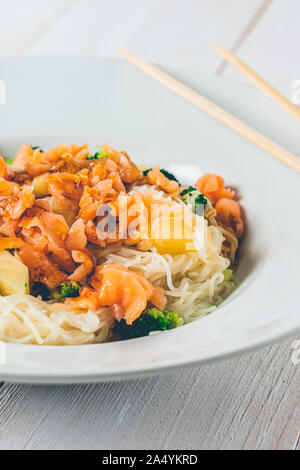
[216, 0, 273, 75]
[0, 0, 299, 451]
[21, 0, 263, 72]
[222, 0, 300, 97]
[0, 0, 79, 55]
[0, 337, 299, 450]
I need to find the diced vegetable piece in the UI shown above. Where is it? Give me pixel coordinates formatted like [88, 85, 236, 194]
[48, 197, 76, 226]
[137, 164, 148, 172]
[97, 146, 109, 157]
[160, 169, 179, 183]
[31, 146, 44, 152]
[32, 173, 50, 197]
[150, 206, 197, 254]
[86, 146, 109, 160]
[0, 250, 29, 295]
[51, 281, 80, 301]
[31, 282, 50, 300]
[180, 186, 197, 197]
[223, 269, 235, 282]
[114, 307, 183, 340]
[181, 185, 207, 215]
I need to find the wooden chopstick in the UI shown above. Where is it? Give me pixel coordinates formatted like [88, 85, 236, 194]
[119, 48, 300, 173]
[213, 42, 300, 124]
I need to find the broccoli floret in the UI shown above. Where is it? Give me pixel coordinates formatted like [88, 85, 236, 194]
[194, 193, 207, 205]
[86, 146, 109, 160]
[114, 308, 183, 340]
[31, 282, 50, 300]
[51, 281, 80, 300]
[86, 152, 101, 160]
[160, 169, 179, 183]
[143, 168, 179, 183]
[181, 185, 207, 215]
[61, 281, 80, 298]
[180, 186, 197, 197]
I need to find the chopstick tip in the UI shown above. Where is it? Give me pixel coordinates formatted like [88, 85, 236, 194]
[118, 48, 136, 61]
[212, 41, 222, 50]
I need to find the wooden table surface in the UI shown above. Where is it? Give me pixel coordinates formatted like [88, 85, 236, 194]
[0, 0, 299, 450]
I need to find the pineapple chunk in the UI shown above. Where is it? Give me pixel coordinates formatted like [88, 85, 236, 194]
[48, 197, 76, 226]
[0, 250, 29, 295]
[137, 164, 147, 172]
[150, 206, 197, 254]
[32, 173, 50, 197]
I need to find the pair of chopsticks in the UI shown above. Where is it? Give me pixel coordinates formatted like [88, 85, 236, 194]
[119, 46, 300, 173]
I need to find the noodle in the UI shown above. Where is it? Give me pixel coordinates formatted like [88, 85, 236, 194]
[0, 223, 235, 344]
[0, 294, 114, 345]
[0, 143, 243, 345]
[98, 225, 234, 323]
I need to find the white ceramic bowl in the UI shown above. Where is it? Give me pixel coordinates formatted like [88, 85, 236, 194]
[0, 57, 299, 383]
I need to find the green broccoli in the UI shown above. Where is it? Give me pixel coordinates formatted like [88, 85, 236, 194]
[31, 282, 50, 300]
[180, 186, 197, 197]
[114, 307, 183, 340]
[194, 193, 207, 205]
[143, 168, 179, 183]
[86, 146, 109, 160]
[51, 281, 80, 300]
[86, 152, 101, 160]
[180, 185, 207, 214]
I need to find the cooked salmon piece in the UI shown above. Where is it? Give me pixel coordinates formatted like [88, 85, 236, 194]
[66, 264, 166, 324]
[196, 173, 235, 204]
[68, 250, 94, 282]
[47, 171, 86, 203]
[20, 207, 75, 272]
[0, 156, 10, 179]
[0, 218, 20, 237]
[78, 179, 117, 230]
[66, 219, 87, 252]
[10, 145, 34, 169]
[0, 236, 24, 249]
[0, 185, 35, 220]
[102, 144, 142, 183]
[215, 198, 244, 239]
[24, 144, 89, 176]
[0, 178, 18, 196]
[50, 153, 90, 174]
[147, 166, 179, 194]
[18, 243, 68, 289]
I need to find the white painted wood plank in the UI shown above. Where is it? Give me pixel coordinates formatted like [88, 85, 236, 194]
[24, 0, 264, 72]
[0, 0, 78, 55]
[221, 0, 300, 97]
[0, 337, 299, 450]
